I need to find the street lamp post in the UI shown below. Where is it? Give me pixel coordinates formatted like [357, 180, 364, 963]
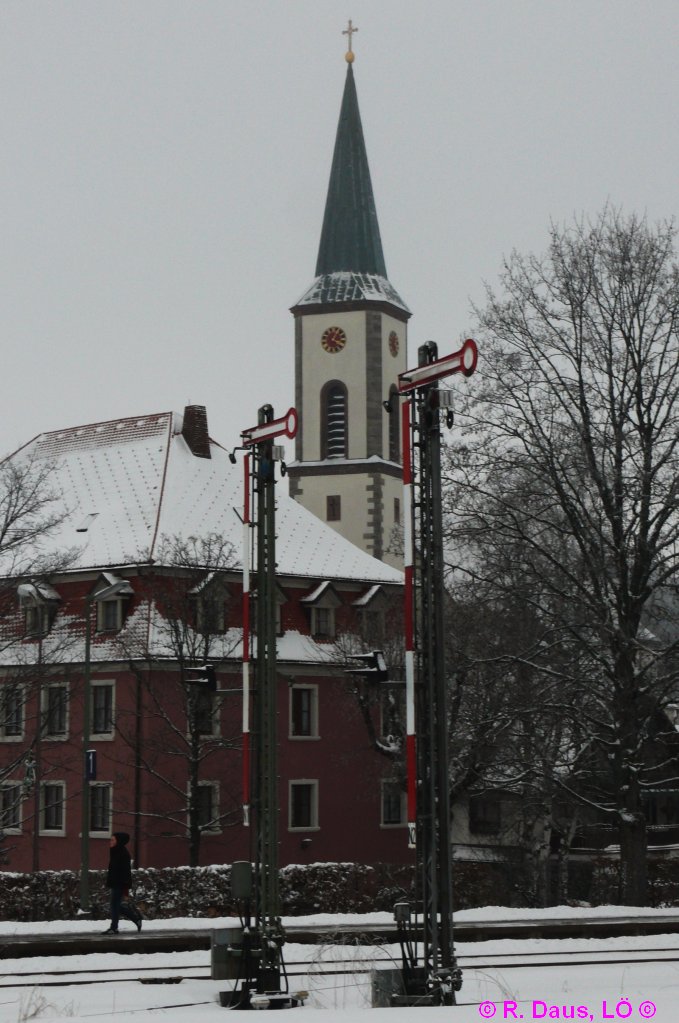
[79, 593, 93, 914]
[79, 578, 131, 914]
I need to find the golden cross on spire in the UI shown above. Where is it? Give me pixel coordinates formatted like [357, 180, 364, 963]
[343, 19, 358, 63]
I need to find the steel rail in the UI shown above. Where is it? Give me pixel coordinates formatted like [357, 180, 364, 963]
[3, 944, 679, 988]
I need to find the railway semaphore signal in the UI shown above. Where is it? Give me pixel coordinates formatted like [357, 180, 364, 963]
[398, 337, 477, 393]
[394, 338, 479, 1008]
[184, 664, 217, 691]
[219, 404, 303, 1011]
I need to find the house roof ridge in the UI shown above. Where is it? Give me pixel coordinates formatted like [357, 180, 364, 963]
[39, 410, 175, 440]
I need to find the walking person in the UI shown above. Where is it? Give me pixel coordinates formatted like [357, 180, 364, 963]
[103, 832, 143, 934]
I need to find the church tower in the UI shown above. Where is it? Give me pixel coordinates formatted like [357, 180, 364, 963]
[288, 32, 410, 569]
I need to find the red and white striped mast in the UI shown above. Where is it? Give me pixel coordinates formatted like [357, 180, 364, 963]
[240, 406, 298, 827]
[241, 449, 252, 827]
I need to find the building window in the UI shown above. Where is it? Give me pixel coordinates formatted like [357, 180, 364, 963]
[321, 381, 348, 459]
[469, 794, 502, 835]
[194, 689, 217, 737]
[381, 781, 406, 827]
[380, 687, 405, 743]
[394, 497, 401, 526]
[24, 604, 51, 637]
[0, 783, 22, 832]
[96, 599, 123, 633]
[90, 783, 112, 834]
[42, 684, 68, 739]
[40, 782, 65, 834]
[326, 495, 341, 522]
[289, 780, 319, 830]
[388, 385, 400, 462]
[196, 782, 220, 832]
[251, 586, 286, 637]
[290, 685, 319, 739]
[311, 606, 335, 639]
[18, 582, 60, 637]
[196, 592, 226, 635]
[362, 609, 385, 646]
[91, 683, 115, 737]
[0, 685, 24, 740]
[303, 582, 341, 641]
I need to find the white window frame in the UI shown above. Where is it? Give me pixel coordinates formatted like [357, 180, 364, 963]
[89, 782, 112, 836]
[39, 781, 66, 836]
[251, 586, 287, 637]
[41, 683, 69, 740]
[96, 598, 124, 633]
[196, 687, 220, 738]
[379, 686, 405, 742]
[288, 779, 319, 832]
[24, 603, 52, 638]
[289, 684, 319, 740]
[380, 780, 406, 828]
[0, 684, 24, 742]
[311, 605, 335, 639]
[0, 782, 23, 833]
[194, 781, 221, 834]
[468, 794, 503, 836]
[195, 591, 227, 636]
[90, 681, 115, 740]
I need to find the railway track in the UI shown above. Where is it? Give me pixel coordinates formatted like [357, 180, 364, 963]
[2, 942, 679, 989]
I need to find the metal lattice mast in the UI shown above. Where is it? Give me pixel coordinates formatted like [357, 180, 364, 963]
[398, 338, 478, 1007]
[415, 342, 455, 981]
[253, 408, 280, 948]
[229, 405, 298, 1009]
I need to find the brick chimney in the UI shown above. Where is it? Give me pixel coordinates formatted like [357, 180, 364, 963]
[182, 405, 211, 459]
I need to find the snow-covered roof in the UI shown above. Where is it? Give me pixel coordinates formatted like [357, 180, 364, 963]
[352, 584, 383, 607]
[301, 580, 341, 606]
[1, 409, 403, 586]
[293, 272, 410, 315]
[17, 581, 60, 604]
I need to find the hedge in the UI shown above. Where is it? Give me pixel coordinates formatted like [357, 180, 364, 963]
[0, 856, 676, 920]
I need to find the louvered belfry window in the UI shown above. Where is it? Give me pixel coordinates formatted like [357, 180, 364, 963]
[322, 382, 348, 459]
[388, 385, 400, 462]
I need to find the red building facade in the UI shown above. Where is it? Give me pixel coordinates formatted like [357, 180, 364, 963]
[0, 408, 410, 875]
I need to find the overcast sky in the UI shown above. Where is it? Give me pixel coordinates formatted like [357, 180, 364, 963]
[1, 1, 677, 458]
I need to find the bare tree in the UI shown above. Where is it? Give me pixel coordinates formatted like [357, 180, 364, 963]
[448, 209, 679, 904]
[0, 451, 72, 579]
[113, 534, 241, 866]
[0, 450, 78, 866]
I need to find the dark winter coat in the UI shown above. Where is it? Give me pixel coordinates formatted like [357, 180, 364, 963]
[107, 832, 132, 889]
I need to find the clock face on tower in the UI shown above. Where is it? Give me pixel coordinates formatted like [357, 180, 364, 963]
[388, 330, 399, 357]
[321, 326, 347, 354]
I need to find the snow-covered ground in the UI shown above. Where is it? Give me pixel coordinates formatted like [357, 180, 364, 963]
[1, 907, 678, 1022]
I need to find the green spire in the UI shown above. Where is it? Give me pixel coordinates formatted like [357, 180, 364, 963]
[315, 63, 387, 278]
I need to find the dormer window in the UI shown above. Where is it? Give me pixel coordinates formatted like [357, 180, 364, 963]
[190, 573, 228, 635]
[353, 585, 389, 645]
[92, 573, 134, 634]
[250, 582, 288, 637]
[97, 599, 124, 633]
[18, 582, 60, 638]
[302, 581, 342, 640]
[25, 604, 50, 637]
[312, 607, 333, 637]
